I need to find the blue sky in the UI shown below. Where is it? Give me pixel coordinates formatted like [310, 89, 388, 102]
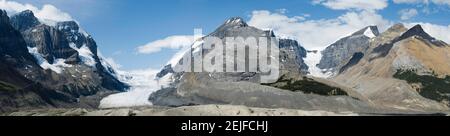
[6, 0, 450, 70]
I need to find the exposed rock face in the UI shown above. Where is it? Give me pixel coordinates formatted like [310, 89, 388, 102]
[0, 9, 128, 113]
[22, 24, 80, 64]
[10, 10, 40, 32]
[0, 10, 36, 86]
[279, 39, 309, 76]
[11, 10, 128, 91]
[56, 21, 96, 52]
[156, 65, 174, 78]
[156, 17, 309, 82]
[55, 20, 127, 91]
[398, 25, 432, 40]
[333, 24, 450, 112]
[149, 17, 382, 113]
[0, 10, 35, 62]
[318, 26, 379, 75]
[1, 10, 73, 113]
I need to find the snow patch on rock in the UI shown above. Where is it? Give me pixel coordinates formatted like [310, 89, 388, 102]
[364, 27, 376, 38]
[27, 47, 71, 74]
[69, 43, 96, 67]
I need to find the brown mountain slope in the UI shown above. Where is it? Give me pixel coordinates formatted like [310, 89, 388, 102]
[333, 24, 450, 112]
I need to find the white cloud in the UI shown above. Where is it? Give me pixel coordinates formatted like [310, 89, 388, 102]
[0, 0, 73, 25]
[276, 8, 288, 14]
[136, 35, 195, 54]
[393, 0, 450, 6]
[248, 10, 392, 50]
[312, 0, 389, 11]
[433, 0, 450, 5]
[36, 4, 72, 23]
[399, 8, 418, 20]
[393, 0, 427, 3]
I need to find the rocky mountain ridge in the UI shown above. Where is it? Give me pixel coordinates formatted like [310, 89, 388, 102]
[318, 26, 380, 76]
[148, 17, 389, 114]
[0, 9, 128, 113]
[333, 23, 450, 111]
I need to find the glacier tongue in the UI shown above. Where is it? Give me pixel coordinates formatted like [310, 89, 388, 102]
[99, 68, 170, 108]
[304, 50, 334, 78]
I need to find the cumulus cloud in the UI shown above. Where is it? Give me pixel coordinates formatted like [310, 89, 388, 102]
[399, 8, 418, 20]
[312, 0, 389, 11]
[393, 0, 450, 13]
[433, 0, 450, 6]
[393, 0, 450, 6]
[248, 10, 392, 50]
[393, 0, 426, 3]
[0, 0, 73, 25]
[136, 35, 196, 54]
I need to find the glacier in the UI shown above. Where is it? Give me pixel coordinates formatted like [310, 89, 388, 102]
[304, 49, 334, 78]
[99, 68, 171, 108]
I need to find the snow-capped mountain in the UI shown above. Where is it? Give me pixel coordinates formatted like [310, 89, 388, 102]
[147, 19, 450, 113]
[146, 17, 377, 113]
[317, 26, 379, 77]
[0, 9, 128, 112]
[156, 17, 309, 83]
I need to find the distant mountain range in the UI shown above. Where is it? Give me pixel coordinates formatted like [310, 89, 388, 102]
[150, 17, 450, 114]
[1, 8, 450, 115]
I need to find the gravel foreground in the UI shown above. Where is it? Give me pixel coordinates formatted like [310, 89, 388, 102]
[3, 105, 360, 116]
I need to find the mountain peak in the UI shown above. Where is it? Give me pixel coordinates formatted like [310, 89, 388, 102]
[10, 10, 40, 31]
[352, 26, 379, 38]
[223, 17, 248, 27]
[0, 10, 9, 25]
[17, 10, 34, 16]
[398, 24, 435, 42]
[209, 17, 257, 38]
[56, 21, 79, 31]
[56, 21, 91, 37]
[13, 10, 37, 20]
[386, 23, 407, 33]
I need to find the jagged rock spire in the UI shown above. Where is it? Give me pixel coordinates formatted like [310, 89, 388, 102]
[398, 24, 434, 41]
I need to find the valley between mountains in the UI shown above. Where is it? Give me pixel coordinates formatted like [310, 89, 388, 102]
[1, 9, 450, 116]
